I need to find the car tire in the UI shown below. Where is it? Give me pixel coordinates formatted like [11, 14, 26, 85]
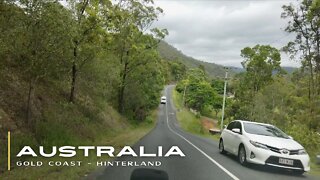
[219, 139, 225, 154]
[238, 145, 247, 166]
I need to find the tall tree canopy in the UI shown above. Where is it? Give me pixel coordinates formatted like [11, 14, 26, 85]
[241, 45, 282, 93]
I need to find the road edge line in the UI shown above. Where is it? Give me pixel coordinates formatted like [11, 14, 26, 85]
[165, 87, 240, 180]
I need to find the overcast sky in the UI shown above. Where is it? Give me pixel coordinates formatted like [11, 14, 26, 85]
[153, 0, 300, 67]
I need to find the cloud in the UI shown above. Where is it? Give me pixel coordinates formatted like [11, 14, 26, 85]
[153, 0, 300, 67]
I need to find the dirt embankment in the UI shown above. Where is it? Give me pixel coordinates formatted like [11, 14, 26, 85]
[200, 116, 218, 131]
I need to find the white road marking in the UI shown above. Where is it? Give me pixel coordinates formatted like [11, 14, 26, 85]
[165, 87, 240, 180]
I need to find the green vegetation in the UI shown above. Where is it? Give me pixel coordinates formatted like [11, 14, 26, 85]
[172, 88, 220, 141]
[163, 60, 187, 83]
[0, 0, 172, 177]
[222, 0, 320, 172]
[176, 68, 219, 114]
[1, 0, 320, 178]
[227, 45, 283, 120]
[228, 0, 320, 152]
[173, 65, 229, 137]
[173, 0, 320, 173]
[0, 109, 158, 180]
[172, 89, 202, 134]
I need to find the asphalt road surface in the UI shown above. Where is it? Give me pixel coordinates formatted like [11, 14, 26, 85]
[87, 85, 317, 180]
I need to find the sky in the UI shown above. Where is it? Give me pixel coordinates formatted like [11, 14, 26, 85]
[153, 0, 300, 68]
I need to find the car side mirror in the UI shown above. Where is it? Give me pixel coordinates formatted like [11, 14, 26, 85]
[288, 136, 293, 139]
[232, 128, 241, 134]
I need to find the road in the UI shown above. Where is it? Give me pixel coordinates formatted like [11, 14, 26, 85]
[87, 85, 317, 180]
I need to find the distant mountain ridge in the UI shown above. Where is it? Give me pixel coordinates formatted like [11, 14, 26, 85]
[157, 41, 297, 77]
[157, 41, 235, 78]
[282, 66, 297, 74]
[226, 66, 297, 74]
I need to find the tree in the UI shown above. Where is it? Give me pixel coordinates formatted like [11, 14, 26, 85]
[282, 0, 320, 130]
[66, 0, 111, 103]
[124, 51, 165, 120]
[176, 68, 217, 113]
[167, 60, 186, 82]
[211, 79, 224, 94]
[212, 95, 222, 117]
[282, 0, 320, 98]
[110, 0, 167, 113]
[241, 45, 282, 93]
[227, 45, 282, 120]
[0, 1, 74, 126]
[186, 81, 217, 113]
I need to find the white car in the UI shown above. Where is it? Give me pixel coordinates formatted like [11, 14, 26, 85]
[219, 120, 310, 174]
[160, 96, 167, 104]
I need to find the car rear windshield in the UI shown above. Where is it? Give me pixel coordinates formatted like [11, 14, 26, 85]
[243, 123, 289, 139]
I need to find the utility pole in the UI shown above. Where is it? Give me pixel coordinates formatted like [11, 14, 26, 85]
[221, 68, 228, 130]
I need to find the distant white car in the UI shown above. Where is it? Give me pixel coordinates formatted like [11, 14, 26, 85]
[219, 120, 310, 174]
[160, 96, 167, 104]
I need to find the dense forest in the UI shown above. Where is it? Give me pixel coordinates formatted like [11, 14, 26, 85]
[0, 0, 188, 174]
[176, 0, 320, 162]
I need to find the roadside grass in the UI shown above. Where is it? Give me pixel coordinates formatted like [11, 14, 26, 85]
[172, 89, 220, 141]
[0, 109, 158, 180]
[310, 162, 320, 176]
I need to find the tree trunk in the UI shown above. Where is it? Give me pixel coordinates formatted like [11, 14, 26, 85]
[69, 45, 78, 103]
[118, 48, 129, 114]
[308, 58, 314, 99]
[69, 61, 77, 103]
[118, 85, 125, 113]
[306, 39, 314, 100]
[316, 31, 320, 95]
[26, 79, 34, 126]
[118, 61, 128, 113]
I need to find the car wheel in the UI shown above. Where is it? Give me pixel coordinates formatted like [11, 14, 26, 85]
[238, 145, 247, 166]
[219, 139, 225, 154]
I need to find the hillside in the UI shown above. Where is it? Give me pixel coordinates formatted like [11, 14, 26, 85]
[282, 66, 297, 74]
[157, 41, 235, 78]
[0, 63, 157, 178]
[0, 1, 162, 178]
[157, 41, 298, 77]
